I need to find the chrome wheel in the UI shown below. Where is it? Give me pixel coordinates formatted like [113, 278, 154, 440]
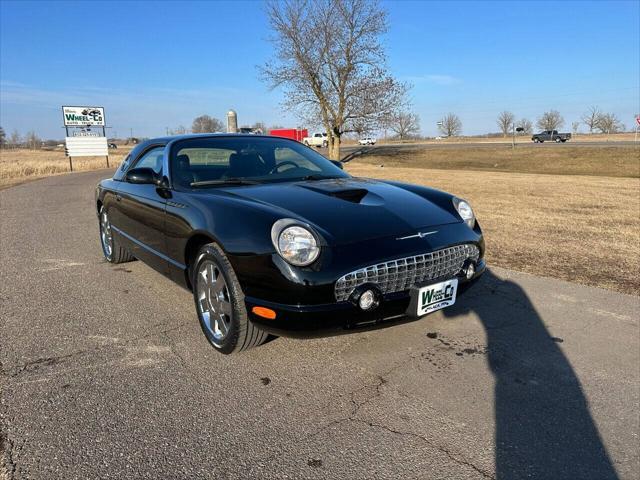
[196, 260, 232, 344]
[100, 209, 113, 259]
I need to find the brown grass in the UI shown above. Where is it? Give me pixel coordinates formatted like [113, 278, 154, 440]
[345, 163, 640, 295]
[1, 146, 638, 295]
[347, 144, 639, 178]
[0, 148, 131, 189]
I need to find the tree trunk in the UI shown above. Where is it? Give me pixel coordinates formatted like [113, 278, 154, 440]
[328, 135, 341, 160]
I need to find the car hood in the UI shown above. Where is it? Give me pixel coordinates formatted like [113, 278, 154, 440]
[215, 177, 461, 245]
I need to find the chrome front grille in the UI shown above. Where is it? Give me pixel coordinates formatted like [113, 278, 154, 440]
[334, 244, 480, 302]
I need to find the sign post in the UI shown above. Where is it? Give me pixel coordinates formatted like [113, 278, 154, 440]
[635, 115, 640, 143]
[62, 106, 109, 171]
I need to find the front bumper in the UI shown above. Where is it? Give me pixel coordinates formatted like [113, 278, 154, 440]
[245, 259, 485, 338]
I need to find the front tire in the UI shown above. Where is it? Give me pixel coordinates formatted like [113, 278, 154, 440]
[555, 137, 562, 143]
[99, 206, 134, 264]
[192, 243, 268, 354]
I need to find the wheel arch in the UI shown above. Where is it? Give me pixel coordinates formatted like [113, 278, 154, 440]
[184, 231, 220, 290]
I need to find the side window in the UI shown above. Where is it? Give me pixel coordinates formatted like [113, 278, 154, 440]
[133, 146, 164, 174]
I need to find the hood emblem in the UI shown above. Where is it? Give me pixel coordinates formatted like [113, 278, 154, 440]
[396, 231, 438, 240]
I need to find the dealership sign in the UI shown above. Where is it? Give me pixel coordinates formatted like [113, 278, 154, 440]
[64, 136, 108, 157]
[62, 106, 105, 126]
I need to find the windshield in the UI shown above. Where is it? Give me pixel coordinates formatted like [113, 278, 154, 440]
[170, 136, 349, 189]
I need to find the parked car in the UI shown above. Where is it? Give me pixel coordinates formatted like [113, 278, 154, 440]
[108, 143, 118, 149]
[531, 130, 571, 143]
[358, 137, 377, 145]
[303, 132, 328, 148]
[96, 134, 485, 354]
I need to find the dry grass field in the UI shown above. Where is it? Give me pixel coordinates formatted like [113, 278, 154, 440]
[0, 148, 131, 189]
[347, 144, 639, 177]
[346, 163, 640, 296]
[1, 144, 638, 295]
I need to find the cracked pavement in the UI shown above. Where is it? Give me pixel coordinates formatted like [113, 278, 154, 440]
[1, 170, 638, 479]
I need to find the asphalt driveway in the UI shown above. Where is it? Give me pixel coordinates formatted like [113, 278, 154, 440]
[1, 171, 638, 479]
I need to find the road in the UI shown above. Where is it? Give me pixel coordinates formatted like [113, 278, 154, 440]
[340, 139, 637, 159]
[1, 170, 638, 480]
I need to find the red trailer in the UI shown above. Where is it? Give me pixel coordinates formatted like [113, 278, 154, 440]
[269, 128, 308, 142]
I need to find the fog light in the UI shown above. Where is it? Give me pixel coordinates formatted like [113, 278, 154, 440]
[465, 262, 476, 280]
[358, 290, 377, 310]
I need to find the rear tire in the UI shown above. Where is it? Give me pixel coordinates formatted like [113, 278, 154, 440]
[555, 137, 562, 143]
[192, 243, 268, 354]
[99, 206, 135, 264]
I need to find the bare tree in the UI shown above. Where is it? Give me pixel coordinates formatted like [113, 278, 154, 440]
[571, 121, 580, 134]
[536, 110, 564, 131]
[261, 0, 408, 159]
[349, 118, 370, 138]
[9, 129, 21, 147]
[497, 111, 515, 137]
[174, 125, 188, 135]
[389, 111, 420, 140]
[0, 127, 5, 148]
[581, 106, 601, 134]
[192, 115, 224, 133]
[438, 113, 462, 137]
[595, 112, 623, 134]
[25, 131, 40, 150]
[516, 118, 533, 134]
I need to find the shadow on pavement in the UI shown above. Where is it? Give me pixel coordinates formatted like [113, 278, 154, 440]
[444, 270, 619, 479]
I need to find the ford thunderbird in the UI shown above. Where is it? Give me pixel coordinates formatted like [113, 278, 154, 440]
[96, 134, 485, 354]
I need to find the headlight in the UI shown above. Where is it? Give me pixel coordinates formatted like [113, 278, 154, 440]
[271, 221, 320, 266]
[453, 197, 476, 229]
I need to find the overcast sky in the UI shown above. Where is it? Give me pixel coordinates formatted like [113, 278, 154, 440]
[1, 0, 638, 139]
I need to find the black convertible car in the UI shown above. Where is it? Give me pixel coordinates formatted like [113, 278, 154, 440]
[96, 134, 485, 354]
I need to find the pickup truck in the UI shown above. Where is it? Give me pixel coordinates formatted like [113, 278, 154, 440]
[531, 130, 571, 143]
[303, 132, 328, 148]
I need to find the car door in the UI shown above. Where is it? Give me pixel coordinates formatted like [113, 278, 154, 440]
[111, 145, 169, 274]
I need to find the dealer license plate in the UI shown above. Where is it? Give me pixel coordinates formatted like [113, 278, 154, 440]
[416, 278, 458, 316]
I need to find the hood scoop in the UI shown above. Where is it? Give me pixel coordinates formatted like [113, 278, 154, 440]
[328, 188, 369, 203]
[301, 183, 383, 205]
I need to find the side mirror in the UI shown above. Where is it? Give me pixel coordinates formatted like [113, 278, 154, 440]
[126, 167, 160, 185]
[331, 160, 344, 170]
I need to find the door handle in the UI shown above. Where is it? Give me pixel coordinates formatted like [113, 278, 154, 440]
[116, 194, 122, 202]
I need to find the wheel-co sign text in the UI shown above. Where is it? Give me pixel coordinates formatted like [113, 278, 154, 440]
[62, 106, 105, 126]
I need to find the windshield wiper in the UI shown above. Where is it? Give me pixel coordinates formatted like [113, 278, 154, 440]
[190, 178, 262, 187]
